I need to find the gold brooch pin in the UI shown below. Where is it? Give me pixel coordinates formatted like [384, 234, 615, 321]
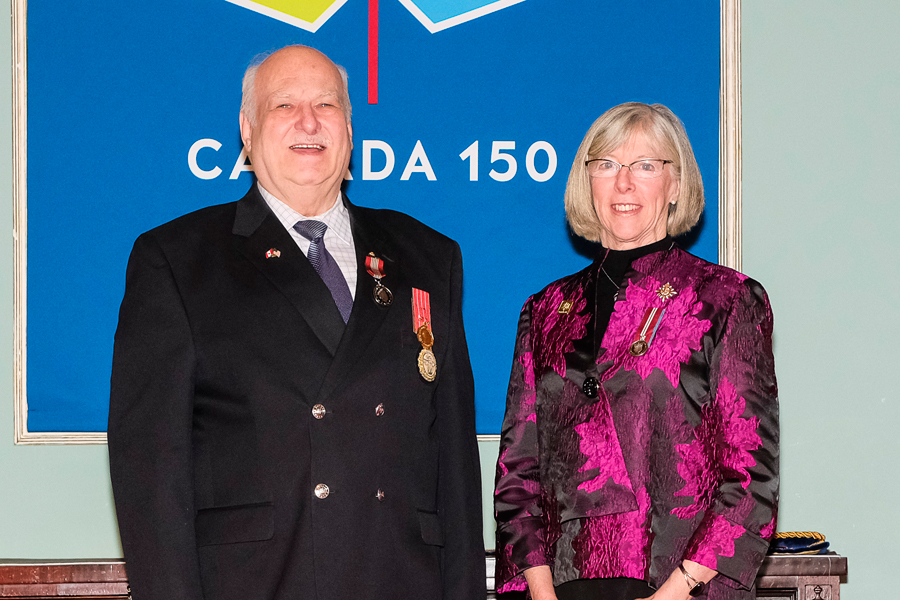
[558, 300, 573, 314]
[656, 283, 677, 300]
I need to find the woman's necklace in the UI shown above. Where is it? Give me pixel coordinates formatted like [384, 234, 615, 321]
[600, 267, 620, 301]
[598, 240, 676, 302]
[597, 248, 621, 301]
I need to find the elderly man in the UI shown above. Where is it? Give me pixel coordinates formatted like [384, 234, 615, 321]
[108, 45, 485, 600]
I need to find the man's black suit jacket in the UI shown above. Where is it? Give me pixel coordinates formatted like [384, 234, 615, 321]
[108, 187, 485, 600]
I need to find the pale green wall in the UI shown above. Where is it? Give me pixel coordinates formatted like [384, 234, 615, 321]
[741, 2, 900, 597]
[3, 2, 898, 598]
[0, 12, 121, 555]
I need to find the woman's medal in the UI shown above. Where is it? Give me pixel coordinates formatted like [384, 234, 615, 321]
[366, 252, 393, 307]
[629, 307, 665, 357]
[412, 288, 437, 381]
[629, 284, 677, 357]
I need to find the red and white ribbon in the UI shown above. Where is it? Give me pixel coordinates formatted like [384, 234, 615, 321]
[632, 307, 666, 347]
[412, 288, 432, 334]
[366, 254, 385, 280]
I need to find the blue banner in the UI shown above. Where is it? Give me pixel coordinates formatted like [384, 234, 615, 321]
[26, 0, 719, 433]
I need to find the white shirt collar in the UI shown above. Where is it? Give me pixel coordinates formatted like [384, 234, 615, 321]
[258, 184, 352, 245]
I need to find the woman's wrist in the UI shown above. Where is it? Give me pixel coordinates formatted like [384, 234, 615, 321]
[678, 564, 705, 596]
[523, 565, 557, 600]
[677, 560, 717, 596]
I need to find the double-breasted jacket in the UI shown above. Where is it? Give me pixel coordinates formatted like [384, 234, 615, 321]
[108, 188, 485, 600]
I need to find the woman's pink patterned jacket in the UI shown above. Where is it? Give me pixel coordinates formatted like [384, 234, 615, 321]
[494, 246, 779, 600]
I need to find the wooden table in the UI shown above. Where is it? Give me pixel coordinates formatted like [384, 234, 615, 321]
[0, 560, 129, 599]
[0, 554, 846, 599]
[485, 553, 848, 600]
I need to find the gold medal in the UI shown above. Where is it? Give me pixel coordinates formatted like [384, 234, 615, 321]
[412, 289, 437, 381]
[416, 324, 436, 380]
[629, 340, 649, 357]
[416, 324, 434, 348]
[417, 348, 437, 381]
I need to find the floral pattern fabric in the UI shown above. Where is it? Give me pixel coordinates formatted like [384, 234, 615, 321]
[494, 247, 779, 600]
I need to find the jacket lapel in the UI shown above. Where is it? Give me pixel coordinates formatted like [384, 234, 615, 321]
[315, 198, 398, 403]
[232, 187, 346, 356]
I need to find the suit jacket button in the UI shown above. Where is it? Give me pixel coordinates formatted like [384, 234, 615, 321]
[375, 403, 385, 417]
[314, 483, 330, 499]
[376, 489, 385, 501]
[312, 404, 326, 419]
[582, 377, 599, 398]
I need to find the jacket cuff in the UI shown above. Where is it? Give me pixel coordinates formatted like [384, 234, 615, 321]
[495, 516, 551, 592]
[684, 513, 772, 589]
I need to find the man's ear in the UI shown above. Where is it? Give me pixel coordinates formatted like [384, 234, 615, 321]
[239, 111, 253, 153]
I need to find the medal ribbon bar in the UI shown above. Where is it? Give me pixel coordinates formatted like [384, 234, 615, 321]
[631, 307, 665, 349]
[365, 254, 385, 280]
[412, 288, 432, 335]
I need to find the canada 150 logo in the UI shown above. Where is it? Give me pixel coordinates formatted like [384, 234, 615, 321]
[187, 0, 544, 182]
[190, 0, 552, 184]
[188, 139, 558, 183]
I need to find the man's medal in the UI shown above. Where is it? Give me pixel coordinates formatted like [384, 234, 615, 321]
[366, 252, 393, 307]
[412, 288, 437, 381]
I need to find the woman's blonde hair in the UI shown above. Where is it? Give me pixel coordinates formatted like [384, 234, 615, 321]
[564, 102, 704, 242]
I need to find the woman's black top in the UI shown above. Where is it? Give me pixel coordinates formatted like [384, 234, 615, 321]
[554, 236, 672, 600]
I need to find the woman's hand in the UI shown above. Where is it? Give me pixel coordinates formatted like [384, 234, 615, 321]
[637, 560, 717, 600]
[523, 565, 558, 600]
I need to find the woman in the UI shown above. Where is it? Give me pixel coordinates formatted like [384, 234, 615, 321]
[493, 103, 778, 600]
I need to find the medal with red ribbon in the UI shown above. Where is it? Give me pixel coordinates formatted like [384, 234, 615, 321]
[629, 307, 666, 357]
[412, 287, 437, 381]
[366, 252, 393, 306]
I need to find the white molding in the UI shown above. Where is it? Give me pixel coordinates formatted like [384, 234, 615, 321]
[11, 0, 106, 445]
[13, 0, 29, 445]
[16, 431, 109, 445]
[719, 0, 742, 270]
